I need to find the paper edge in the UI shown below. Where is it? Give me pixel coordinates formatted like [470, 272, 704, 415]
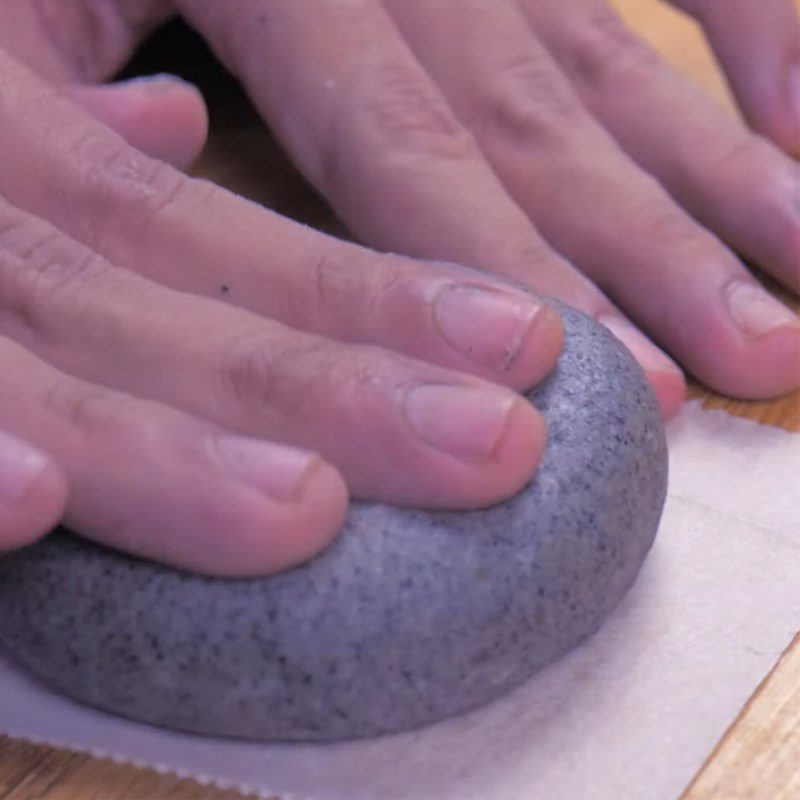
[2, 401, 796, 800]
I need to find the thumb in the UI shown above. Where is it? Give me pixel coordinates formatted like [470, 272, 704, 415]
[68, 74, 210, 169]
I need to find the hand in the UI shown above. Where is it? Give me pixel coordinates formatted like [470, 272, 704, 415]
[172, 0, 798, 417]
[0, 47, 563, 574]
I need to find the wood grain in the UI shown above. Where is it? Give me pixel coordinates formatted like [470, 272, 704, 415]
[2, 1, 798, 798]
[0, 737, 254, 800]
[683, 631, 800, 800]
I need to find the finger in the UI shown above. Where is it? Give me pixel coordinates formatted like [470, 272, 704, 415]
[0, 334, 348, 577]
[0, 1, 201, 166]
[384, 0, 799, 401]
[118, 1, 674, 412]
[0, 430, 66, 552]
[67, 75, 209, 168]
[0, 203, 546, 510]
[0, 0, 171, 84]
[518, 0, 800, 295]
[669, 0, 800, 156]
[176, 0, 538, 264]
[0, 47, 563, 397]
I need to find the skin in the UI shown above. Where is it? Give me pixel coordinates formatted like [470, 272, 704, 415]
[0, 43, 561, 574]
[0, 0, 797, 574]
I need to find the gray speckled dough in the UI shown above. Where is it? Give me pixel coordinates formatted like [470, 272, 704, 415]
[0, 306, 667, 741]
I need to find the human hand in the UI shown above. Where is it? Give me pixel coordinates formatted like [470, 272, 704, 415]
[171, 0, 799, 418]
[0, 47, 563, 574]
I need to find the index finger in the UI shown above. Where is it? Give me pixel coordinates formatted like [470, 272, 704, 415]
[0, 46, 563, 396]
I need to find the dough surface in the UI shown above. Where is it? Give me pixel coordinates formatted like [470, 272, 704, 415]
[0, 306, 668, 741]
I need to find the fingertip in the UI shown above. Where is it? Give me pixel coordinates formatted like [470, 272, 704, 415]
[68, 75, 209, 169]
[201, 444, 350, 577]
[0, 457, 67, 552]
[479, 393, 547, 504]
[430, 283, 563, 391]
[511, 302, 565, 392]
[704, 281, 800, 398]
[647, 370, 688, 420]
[752, 328, 800, 398]
[283, 456, 350, 566]
[392, 382, 545, 510]
[705, 325, 800, 400]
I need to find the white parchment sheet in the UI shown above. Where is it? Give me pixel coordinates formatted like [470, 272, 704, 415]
[1, 401, 798, 800]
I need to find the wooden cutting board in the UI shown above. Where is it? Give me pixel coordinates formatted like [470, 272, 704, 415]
[1, 1, 798, 797]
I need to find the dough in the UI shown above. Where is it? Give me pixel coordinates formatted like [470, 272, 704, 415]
[0, 306, 667, 741]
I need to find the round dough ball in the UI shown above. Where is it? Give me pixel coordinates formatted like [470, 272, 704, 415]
[0, 306, 667, 741]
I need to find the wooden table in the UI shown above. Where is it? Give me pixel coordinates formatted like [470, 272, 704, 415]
[2, 2, 798, 797]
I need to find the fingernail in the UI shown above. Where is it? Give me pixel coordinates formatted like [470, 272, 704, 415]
[120, 74, 192, 95]
[205, 435, 317, 501]
[403, 384, 516, 459]
[433, 285, 542, 372]
[724, 280, 800, 338]
[599, 315, 683, 376]
[0, 432, 49, 504]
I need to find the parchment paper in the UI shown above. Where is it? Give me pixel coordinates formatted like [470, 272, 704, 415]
[1, 400, 798, 800]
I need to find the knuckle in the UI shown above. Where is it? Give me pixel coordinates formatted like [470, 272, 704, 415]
[44, 378, 150, 445]
[218, 330, 387, 421]
[480, 53, 584, 148]
[61, 128, 189, 249]
[340, 63, 477, 167]
[0, 210, 111, 335]
[629, 192, 730, 270]
[633, 195, 702, 245]
[310, 247, 405, 321]
[45, 380, 112, 435]
[218, 334, 280, 414]
[710, 133, 766, 178]
[218, 333, 336, 415]
[490, 235, 559, 280]
[371, 255, 413, 300]
[567, 7, 660, 89]
[338, 352, 387, 407]
[0, 210, 59, 264]
[28, 0, 131, 79]
[317, 345, 389, 410]
[309, 247, 367, 314]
